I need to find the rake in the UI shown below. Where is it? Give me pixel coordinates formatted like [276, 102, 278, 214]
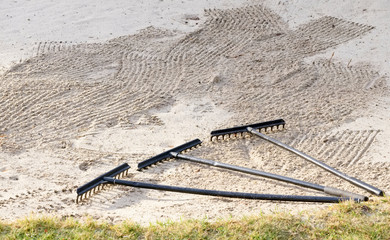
[210, 119, 384, 196]
[137, 139, 367, 201]
[77, 163, 362, 204]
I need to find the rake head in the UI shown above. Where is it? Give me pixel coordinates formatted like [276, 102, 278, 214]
[76, 163, 130, 204]
[137, 139, 202, 170]
[210, 119, 285, 141]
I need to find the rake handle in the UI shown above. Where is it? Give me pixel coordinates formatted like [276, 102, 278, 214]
[247, 127, 384, 196]
[172, 152, 323, 191]
[172, 152, 367, 201]
[103, 177, 358, 203]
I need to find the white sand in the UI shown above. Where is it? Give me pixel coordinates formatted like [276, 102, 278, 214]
[1, 0, 389, 225]
[0, 0, 251, 74]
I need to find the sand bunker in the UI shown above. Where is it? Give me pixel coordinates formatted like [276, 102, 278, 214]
[0, 5, 389, 224]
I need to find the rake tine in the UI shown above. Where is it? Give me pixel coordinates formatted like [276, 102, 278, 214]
[76, 163, 131, 203]
[137, 140, 368, 201]
[137, 139, 202, 170]
[210, 119, 285, 141]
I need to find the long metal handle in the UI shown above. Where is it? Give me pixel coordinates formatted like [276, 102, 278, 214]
[103, 177, 359, 203]
[247, 127, 384, 196]
[171, 152, 367, 200]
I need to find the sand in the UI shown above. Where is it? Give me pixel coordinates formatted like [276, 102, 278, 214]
[0, 0, 389, 225]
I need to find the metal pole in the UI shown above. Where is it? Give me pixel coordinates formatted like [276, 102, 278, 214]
[247, 127, 384, 196]
[171, 152, 367, 200]
[104, 177, 358, 203]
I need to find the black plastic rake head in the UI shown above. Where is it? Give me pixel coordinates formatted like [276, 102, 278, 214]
[137, 139, 202, 170]
[210, 119, 285, 141]
[76, 163, 130, 203]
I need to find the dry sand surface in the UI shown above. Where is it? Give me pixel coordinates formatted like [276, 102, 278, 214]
[1, 0, 390, 224]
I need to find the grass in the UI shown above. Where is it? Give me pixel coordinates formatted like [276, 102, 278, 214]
[1, 197, 389, 239]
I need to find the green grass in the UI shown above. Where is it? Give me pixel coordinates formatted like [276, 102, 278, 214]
[1, 197, 390, 239]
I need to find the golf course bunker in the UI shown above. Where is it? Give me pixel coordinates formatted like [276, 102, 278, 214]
[1, 4, 389, 224]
